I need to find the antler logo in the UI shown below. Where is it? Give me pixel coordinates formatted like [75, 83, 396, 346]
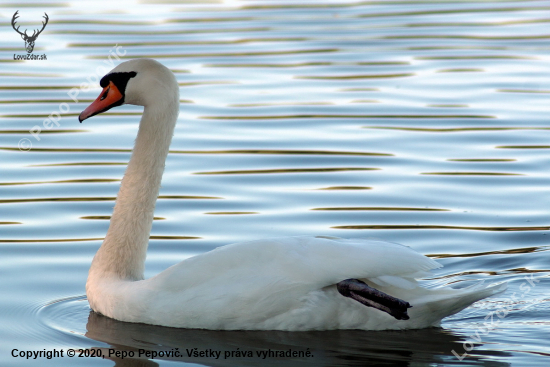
[11, 11, 49, 54]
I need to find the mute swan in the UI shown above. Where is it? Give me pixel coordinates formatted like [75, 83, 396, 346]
[80, 59, 505, 330]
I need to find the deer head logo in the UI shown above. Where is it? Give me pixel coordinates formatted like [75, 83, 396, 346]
[11, 11, 49, 54]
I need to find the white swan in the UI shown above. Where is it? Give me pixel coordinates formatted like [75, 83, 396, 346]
[80, 59, 505, 331]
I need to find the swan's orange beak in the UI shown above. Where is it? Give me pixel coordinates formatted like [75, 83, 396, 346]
[79, 81, 124, 122]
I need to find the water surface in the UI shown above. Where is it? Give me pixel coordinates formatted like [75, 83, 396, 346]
[1, 0, 549, 366]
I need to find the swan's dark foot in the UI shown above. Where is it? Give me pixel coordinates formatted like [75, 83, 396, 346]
[336, 278, 412, 320]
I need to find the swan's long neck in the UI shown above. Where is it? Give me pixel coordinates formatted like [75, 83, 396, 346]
[90, 99, 178, 281]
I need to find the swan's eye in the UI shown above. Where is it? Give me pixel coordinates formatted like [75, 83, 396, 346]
[100, 87, 110, 101]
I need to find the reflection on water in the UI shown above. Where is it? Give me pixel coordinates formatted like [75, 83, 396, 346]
[85, 311, 508, 367]
[37, 301, 509, 367]
[1, 0, 550, 366]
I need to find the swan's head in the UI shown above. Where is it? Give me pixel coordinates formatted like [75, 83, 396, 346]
[79, 58, 179, 122]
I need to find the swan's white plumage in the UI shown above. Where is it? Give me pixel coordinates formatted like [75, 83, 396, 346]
[84, 59, 505, 331]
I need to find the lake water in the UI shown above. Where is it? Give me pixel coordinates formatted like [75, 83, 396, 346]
[1, 0, 549, 366]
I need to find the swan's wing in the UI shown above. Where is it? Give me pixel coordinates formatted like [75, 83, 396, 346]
[131, 236, 503, 329]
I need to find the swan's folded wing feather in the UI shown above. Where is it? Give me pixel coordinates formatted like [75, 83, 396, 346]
[148, 236, 440, 293]
[271, 236, 440, 287]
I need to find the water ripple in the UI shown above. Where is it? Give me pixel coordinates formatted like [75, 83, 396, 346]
[203, 114, 495, 120]
[195, 167, 379, 175]
[333, 225, 550, 231]
[0, 195, 221, 204]
[313, 207, 449, 212]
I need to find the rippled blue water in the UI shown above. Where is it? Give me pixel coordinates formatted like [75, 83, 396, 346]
[1, 0, 549, 366]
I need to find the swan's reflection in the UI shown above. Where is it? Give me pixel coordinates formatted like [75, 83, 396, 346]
[85, 311, 510, 366]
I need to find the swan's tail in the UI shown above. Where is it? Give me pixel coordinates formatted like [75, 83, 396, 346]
[407, 281, 507, 328]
